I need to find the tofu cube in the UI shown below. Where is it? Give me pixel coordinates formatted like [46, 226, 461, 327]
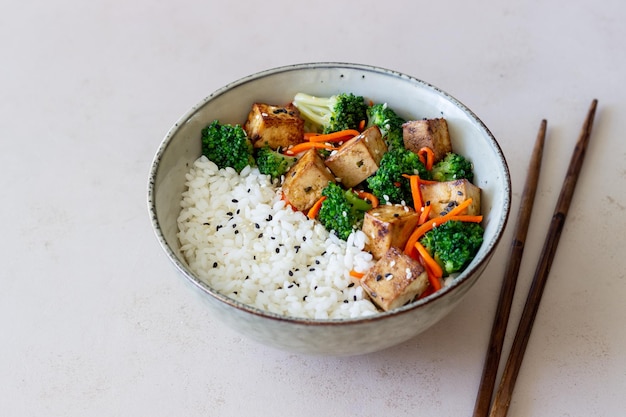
[420, 179, 481, 219]
[362, 204, 420, 260]
[281, 149, 336, 212]
[244, 103, 305, 150]
[324, 126, 388, 188]
[402, 118, 452, 163]
[360, 247, 429, 311]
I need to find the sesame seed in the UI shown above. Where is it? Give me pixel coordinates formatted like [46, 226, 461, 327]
[232, 199, 238, 203]
[385, 273, 393, 280]
[213, 262, 218, 268]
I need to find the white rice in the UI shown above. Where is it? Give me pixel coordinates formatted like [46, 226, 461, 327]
[177, 155, 379, 319]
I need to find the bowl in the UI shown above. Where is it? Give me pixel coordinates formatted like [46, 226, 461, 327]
[148, 62, 511, 356]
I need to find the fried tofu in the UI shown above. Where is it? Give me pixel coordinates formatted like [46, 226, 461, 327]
[361, 204, 420, 260]
[244, 103, 305, 150]
[324, 126, 388, 188]
[402, 118, 452, 163]
[360, 247, 429, 311]
[281, 148, 336, 212]
[420, 179, 481, 219]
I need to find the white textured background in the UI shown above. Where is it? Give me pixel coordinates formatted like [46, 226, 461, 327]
[2, 0, 624, 415]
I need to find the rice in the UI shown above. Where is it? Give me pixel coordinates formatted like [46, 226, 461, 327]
[177, 155, 379, 319]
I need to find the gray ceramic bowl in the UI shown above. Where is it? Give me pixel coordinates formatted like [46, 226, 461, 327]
[148, 62, 511, 356]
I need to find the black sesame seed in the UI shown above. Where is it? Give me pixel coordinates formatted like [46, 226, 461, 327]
[275, 247, 280, 253]
[385, 273, 393, 280]
[267, 214, 273, 221]
[376, 274, 383, 281]
[258, 289, 264, 293]
[213, 262, 218, 268]
[288, 284, 294, 288]
[457, 191, 464, 196]
[303, 236, 307, 241]
[343, 299, 349, 303]
[232, 199, 239, 203]
[232, 223, 237, 228]
[393, 213, 400, 217]
[353, 295, 357, 301]
[236, 209, 240, 214]
[234, 230, 239, 234]
[348, 282, 355, 288]
[203, 222, 210, 226]
[303, 296, 307, 301]
[255, 223, 260, 229]
[289, 270, 294, 276]
[309, 268, 315, 272]
[315, 260, 320, 265]
[258, 233, 264, 238]
[226, 211, 233, 216]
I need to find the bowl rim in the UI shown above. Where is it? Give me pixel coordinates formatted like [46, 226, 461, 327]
[148, 61, 512, 326]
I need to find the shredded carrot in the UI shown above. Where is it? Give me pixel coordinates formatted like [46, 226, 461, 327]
[355, 191, 379, 208]
[283, 142, 339, 155]
[358, 119, 366, 131]
[306, 196, 326, 219]
[403, 174, 422, 211]
[349, 269, 365, 279]
[418, 203, 432, 225]
[404, 213, 483, 255]
[303, 132, 321, 140]
[403, 198, 477, 255]
[414, 241, 443, 279]
[417, 147, 435, 170]
[307, 129, 360, 143]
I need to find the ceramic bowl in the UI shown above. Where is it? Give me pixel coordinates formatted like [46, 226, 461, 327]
[148, 62, 511, 356]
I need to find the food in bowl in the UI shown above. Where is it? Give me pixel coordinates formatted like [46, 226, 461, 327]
[177, 90, 484, 319]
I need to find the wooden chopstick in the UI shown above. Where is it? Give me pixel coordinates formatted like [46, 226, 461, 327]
[487, 99, 598, 417]
[472, 119, 548, 417]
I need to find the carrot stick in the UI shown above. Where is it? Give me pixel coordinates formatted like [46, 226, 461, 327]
[307, 129, 360, 143]
[349, 269, 365, 279]
[306, 196, 326, 219]
[402, 197, 477, 254]
[418, 147, 435, 170]
[355, 191, 379, 208]
[358, 119, 366, 131]
[414, 241, 443, 279]
[403, 213, 483, 255]
[418, 203, 432, 225]
[402, 174, 423, 210]
[283, 142, 339, 155]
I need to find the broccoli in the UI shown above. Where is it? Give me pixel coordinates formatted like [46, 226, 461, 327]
[430, 152, 475, 183]
[292, 92, 368, 134]
[201, 120, 255, 173]
[420, 220, 484, 275]
[317, 182, 372, 240]
[366, 147, 430, 205]
[254, 145, 298, 180]
[366, 103, 406, 149]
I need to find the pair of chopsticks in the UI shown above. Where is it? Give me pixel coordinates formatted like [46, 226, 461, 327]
[473, 99, 599, 417]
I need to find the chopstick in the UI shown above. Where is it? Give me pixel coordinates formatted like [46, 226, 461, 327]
[474, 98, 599, 417]
[472, 119, 548, 417]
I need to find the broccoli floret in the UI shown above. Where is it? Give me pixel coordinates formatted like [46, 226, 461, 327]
[420, 220, 484, 275]
[366, 103, 406, 149]
[293, 92, 368, 134]
[318, 182, 372, 240]
[366, 147, 430, 205]
[430, 152, 475, 183]
[201, 120, 255, 173]
[254, 145, 298, 180]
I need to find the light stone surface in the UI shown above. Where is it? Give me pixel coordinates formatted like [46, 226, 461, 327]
[2, 0, 625, 416]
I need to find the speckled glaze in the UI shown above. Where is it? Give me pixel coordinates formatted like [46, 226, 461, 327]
[147, 63, 511, 356]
